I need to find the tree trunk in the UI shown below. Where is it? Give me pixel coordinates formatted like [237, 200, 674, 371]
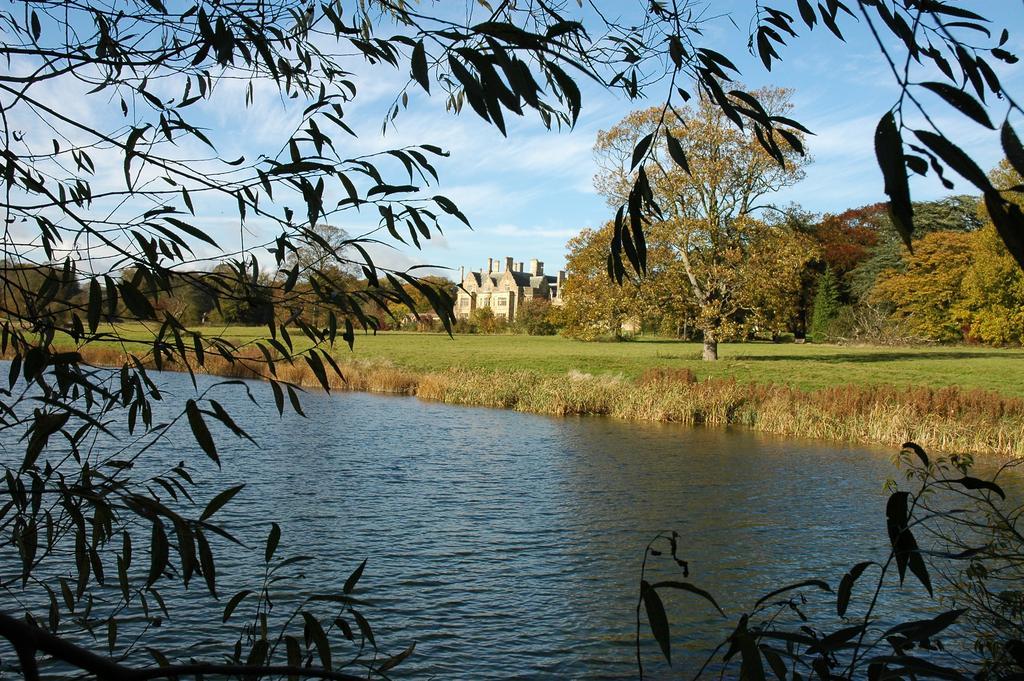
[702, 337, 718, 361]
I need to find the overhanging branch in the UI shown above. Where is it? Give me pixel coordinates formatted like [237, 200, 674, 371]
[0, 610, 367, 681]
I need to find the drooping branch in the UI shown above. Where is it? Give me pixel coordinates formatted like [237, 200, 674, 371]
[0, 610, 368, 681]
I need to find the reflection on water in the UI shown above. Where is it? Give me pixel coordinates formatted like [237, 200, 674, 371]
[6, 369, 1005, 679]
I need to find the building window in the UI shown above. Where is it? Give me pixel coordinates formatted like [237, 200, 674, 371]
[497, 298, 506, 306]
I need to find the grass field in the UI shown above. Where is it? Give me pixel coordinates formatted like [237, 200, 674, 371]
[87, 324, 1024, 397]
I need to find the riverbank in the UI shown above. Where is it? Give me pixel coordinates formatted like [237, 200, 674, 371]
[69, 342, 1024, 459]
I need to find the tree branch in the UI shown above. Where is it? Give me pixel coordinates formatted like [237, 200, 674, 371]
[0, 610, 367, 681]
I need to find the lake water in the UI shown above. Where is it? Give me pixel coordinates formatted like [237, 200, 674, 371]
[2, 369, 1001, 678]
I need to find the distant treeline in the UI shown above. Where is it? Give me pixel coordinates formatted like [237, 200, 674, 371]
[560, 180, 1024, 346]
[0, 259, 457, 332]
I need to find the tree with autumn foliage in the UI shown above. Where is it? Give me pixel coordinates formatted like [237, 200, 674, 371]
[870, 230, 975, 342]
[560, 222, 663, 340]
[593, 89, 808, 358]
[813, 203, 887, 281]
[957, 162, 1024, 345]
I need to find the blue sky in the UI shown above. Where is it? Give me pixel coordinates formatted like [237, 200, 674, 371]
[323, 0, 1024, 279]
[20, 1, 1023, 280]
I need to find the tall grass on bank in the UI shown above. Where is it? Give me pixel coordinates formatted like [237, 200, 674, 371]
[70, 346, 1024, 458]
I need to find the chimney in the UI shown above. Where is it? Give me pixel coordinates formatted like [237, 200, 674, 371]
[557, 270, 565, 297]
[529, 259, 539, 275]
[504, 257, 513, 272]
[516, 261, 524, 272]
[487, 257, 493, 273]
[459, 266, 465, 281]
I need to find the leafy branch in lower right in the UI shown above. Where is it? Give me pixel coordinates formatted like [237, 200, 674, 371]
[638, 442, 1024, 679]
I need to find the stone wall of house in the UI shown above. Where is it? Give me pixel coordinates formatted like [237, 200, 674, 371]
[455, 256, 565, 321]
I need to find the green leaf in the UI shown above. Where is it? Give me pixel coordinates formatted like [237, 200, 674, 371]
[919, 82, 994, 129]
[163, 217, 220, 248]
[88, 278, 102, 333]
[196, 531, 216, 596]
[411, 40, 429, 92]
[200, 484, 244, 521]
[651, 580, 726, 616]
[631, 132, 653, 170]
[547, 62, 580, 124]
[901, 442, 929, 468]
[304, 351, 331, 392]
[107, 618, 117, 654]
[797, 0, 817, 27]
[836, 561, 874, 617]
[174, 519, 196, 587]
[119, 280, 155, 319]
[1001, 121, 1024, 177]
[185, 399, 218, 465]
[208, 400, 256, 444]
[665, 130, 690, 174]
[886, 491, 910, 579]
[914, 129, 993, 191]
[883, 608, 967, 643]
[246, 639, 268, 668]
[818, 2, 844, 40]
[147, 521, 168, 587]
[302, 612, 332, 669]
[124, 126, 149, 190]
[886, 491, 932, 595]
[265, 522, 281, 563]
[222, 589, 253, 623]
[285, 635, 301, 681]
[760, 645, 788, 681]
[641, 580, 671, 664]
[736, 627, 767, 681]
[343, 558, 366, 594]
[352, 609, 376, 649]
[951, 476, 1006, 499]
[804, 623, 867, 656]
[753, 579, 831, 610]
[874, 112, 914, 247]
[378, 642, 416, 673]
[861, 654, 971, 678]
[984, 190, 1024, 271]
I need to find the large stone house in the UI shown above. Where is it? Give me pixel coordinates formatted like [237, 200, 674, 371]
[456, 257, 564, 321]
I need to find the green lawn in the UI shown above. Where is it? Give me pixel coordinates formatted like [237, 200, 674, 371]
[95, 325, 1024, 397]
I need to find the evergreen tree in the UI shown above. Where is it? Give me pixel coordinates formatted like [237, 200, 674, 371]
[809, 268, 841, 342]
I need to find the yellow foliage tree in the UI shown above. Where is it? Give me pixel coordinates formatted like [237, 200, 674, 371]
[957, 162, 1024, 344]
[561, 222, 669, 340]
[871, 230, 974, 342]
[593, 88, 808, 358]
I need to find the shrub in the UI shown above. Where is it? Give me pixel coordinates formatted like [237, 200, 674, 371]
[470, 307, 508, 334]
[514, 299, 559, 335]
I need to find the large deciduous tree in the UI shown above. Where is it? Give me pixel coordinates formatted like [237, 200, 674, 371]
[593, 90, 807, 359]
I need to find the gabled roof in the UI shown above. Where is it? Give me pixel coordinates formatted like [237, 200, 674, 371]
[464, 268, 558, 291]
[508, 271, 533, 286]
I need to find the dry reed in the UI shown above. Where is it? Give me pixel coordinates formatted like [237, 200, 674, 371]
[60, 347, 1024, 459]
